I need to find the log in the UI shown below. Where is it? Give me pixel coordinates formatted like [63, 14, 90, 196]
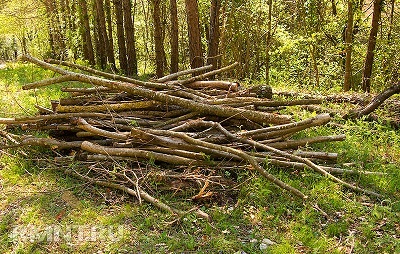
[293, 151, 338, 161]
[241, 114, 331, 140]
[74, 118, 129, 140]
[267, 135, 346, 149]
[57, 100, 158, 113]
[155, 65, 213, 83]
[61, 87, 114, 93]
[185, 81, 239, 91]
[80, 141, 201, 165]
[344, 81, 400, 119]
[167, 62, 239, 86]
[0, 113, 116, 124]
[46, 58, 175, 90]
[22, 75, 77, 90]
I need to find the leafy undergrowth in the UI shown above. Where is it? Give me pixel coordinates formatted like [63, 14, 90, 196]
[0, 63, 399, 253]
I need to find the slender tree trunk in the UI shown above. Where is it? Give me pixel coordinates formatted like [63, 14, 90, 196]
[362, 0, 383, 93]
[185, 0, 204, 69]
[78, 0, 95, 65]
[207, 0, 221, 75]
[47, 20, 55, 57]
[218, 4, 227, 69]
[122, 0, 138, 76]
[169, 0, 179, 73]
[104, 0, 117, 71]
[153, 0, 164, 77]
[113, 0, 128, 74]
[160, 2, 167, 72]
[331, 0, 337, 16]
[59, 0, 68, 31]
[388, 0, 395, 41]
[94, 0, 108, 69]
[44, 0, 66, 59]
[92, 1, 104, 68]
[310, 44, 320, 87]
[70, 0, 77, 31]
[64, 0, 73, 31]
[359, 0, 364, 10]
[344, 0, 354, 91]
[265, 0, 272, 85]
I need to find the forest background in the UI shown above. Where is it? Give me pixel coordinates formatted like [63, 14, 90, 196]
[0, 0, 398, 93]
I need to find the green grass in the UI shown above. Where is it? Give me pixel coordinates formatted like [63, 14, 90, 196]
[1, 62, 399, 253]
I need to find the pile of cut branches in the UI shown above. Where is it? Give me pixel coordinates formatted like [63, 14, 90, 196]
[0, 55, 382, 220]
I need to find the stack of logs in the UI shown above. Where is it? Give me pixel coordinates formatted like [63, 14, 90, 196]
[0, 55, 382, 220]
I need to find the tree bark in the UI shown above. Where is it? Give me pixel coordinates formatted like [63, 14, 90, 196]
[207, 0, 221, 74]
[44, 0, 66, 59]
[185, 0, 204, 69]
[104, 0, 117, 71]
[344, 0, 354, 92]
[78, 0, 95, 65]
[169, 0, 179, 74]
[387, 0, 395, 41]
[362, 0, 383, 93]
[153, 0, 165, 77]
[122, 0, 138, 76]
[94, 0, 108, 69]
[331, 0, 337, 16]
[113, 0, 128, 74]
[265, 0, 273, 85]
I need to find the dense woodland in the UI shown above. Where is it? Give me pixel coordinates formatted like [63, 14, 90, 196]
[0, 0, 399, 92]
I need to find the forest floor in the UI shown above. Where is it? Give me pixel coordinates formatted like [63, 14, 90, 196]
[0, 62, 399, 253]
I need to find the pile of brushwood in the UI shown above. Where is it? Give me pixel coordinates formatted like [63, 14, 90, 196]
[0, 55, 383, 220]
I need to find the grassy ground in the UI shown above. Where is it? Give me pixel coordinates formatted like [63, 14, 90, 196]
[0, 62, 399, 253]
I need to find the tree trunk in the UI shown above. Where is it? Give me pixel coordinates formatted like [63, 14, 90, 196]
[344, 0, 354, 92]
[44, 0, 66, 59]
[122, 0, 138, 76]
[169, 0, 179, 74]
[78, 0, 95, 65]
[345, 81, 400, 119]
[265, 0, 272, 85]
[94, 0, 108, 69]
[104, 0, 117, 71]
[70, 0, 77, 31]
[185, 0, 204, 69]
[388, 0, 395, 41]
[309, 44, 320, 87]
[113, 0, 128, 74]
[362, 0, 382, 93]
[153, 0, 165, 77]
[207, 0, 221, 74]
[64, 0, 73, 31]
[331, 0, 337, 16]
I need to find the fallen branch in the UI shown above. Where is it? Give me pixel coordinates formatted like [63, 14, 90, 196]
[344, 81, 400, 119]
[155, 65, 213, 83]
